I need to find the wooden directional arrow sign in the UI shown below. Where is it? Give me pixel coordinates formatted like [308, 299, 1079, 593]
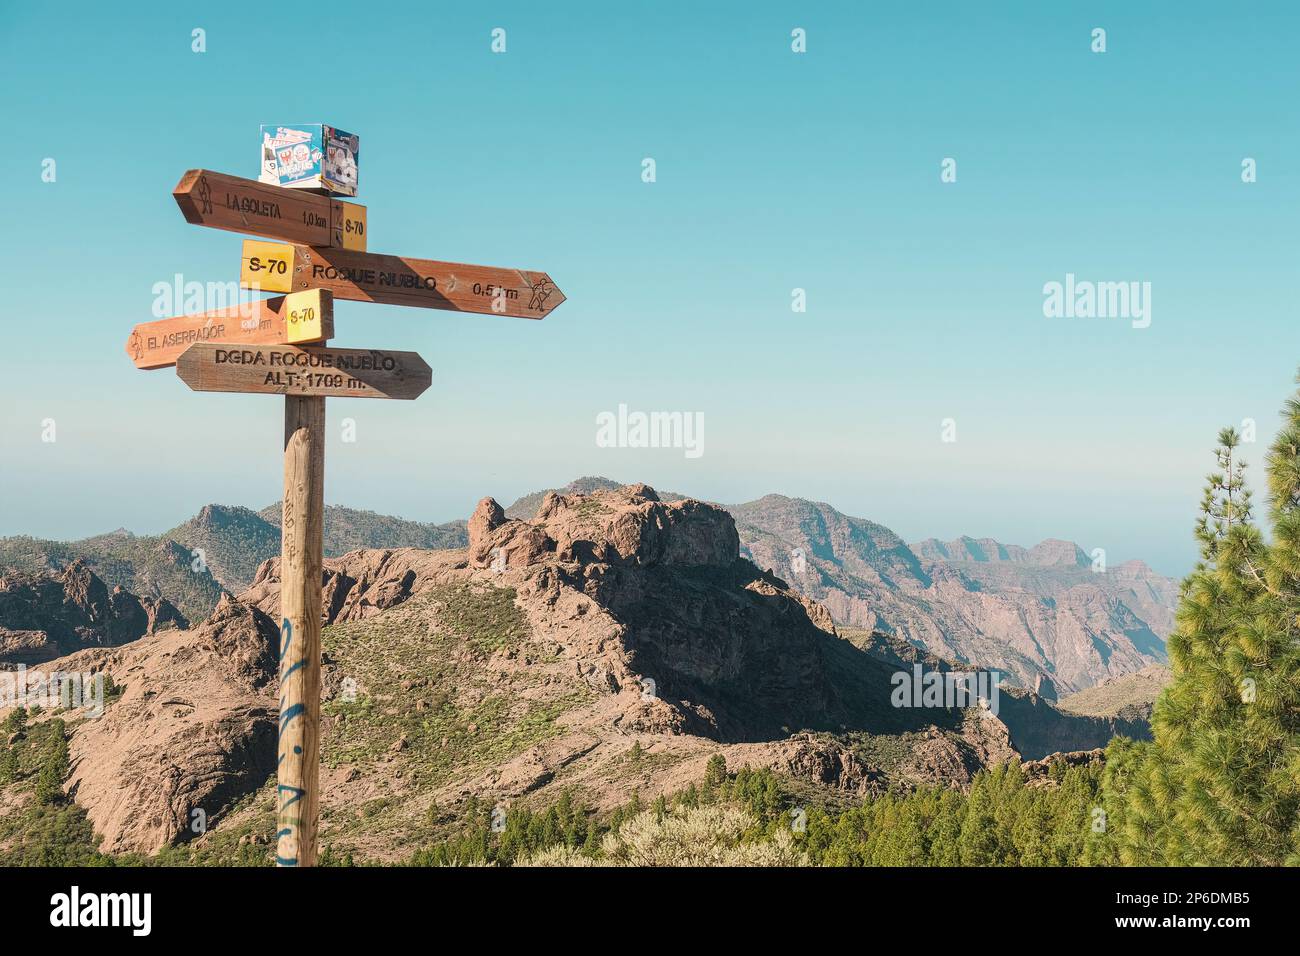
[239, 240, 565, 319]
[125, 290, 333, 370]
[176, 343, 431, 400]
[174, 170, 367, 250]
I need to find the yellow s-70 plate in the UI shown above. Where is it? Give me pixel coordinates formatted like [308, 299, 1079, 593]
[283, 289, 329, 344]
[240, 239, 295, 293]
[333, 201, 367, 251]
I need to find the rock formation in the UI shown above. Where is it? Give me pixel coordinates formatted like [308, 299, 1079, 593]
[0, 561, 186, 667]
[57, 596, 278, 854]
[506, 483, 1178, 695]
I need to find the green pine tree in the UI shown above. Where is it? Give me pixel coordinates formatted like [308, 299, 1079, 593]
[704, 753, 727, 789]
[1110, 389, 1300, 865]
[33, 719, 70, 806]
[3, 707, 27, 739]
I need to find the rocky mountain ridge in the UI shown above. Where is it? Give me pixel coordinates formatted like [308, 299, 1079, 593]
[508, 481, 1178, 694]
[6, 485, 1150, 859]
[0, 477, 1178, 696]
[0, 504, 466, 621]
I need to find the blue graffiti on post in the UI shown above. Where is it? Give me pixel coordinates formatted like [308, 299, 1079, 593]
[276, 616, 307, 865]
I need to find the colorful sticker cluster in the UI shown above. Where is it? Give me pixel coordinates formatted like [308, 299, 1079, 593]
[260, 124, 359, 197]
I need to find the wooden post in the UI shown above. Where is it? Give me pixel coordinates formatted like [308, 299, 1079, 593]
[276, 395, 325, 866]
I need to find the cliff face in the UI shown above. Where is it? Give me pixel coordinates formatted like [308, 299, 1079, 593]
[59, 597, 278, 854]
[0, 560, 186, 667]
[732, 501, 1174, 694]
[504, 483, 1176, 695]
[993, 690, 1151, 758]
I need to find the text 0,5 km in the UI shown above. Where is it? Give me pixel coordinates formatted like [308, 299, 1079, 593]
[473, 283, 518, 299]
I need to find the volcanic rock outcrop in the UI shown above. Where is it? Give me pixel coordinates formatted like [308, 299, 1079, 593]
[57, 596, 278, 854]
[0, 561, 186, 667]
[506, 482, 1177, 695]
[245, 484, 945, 744]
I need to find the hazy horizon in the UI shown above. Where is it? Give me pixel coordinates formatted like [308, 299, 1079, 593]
[0, 472, 1196, 579]
[4, 1, 1296, 582]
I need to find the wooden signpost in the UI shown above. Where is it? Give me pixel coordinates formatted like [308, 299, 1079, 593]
[174, 169, 367, 250]
[125, 290, 333, 369]
[239, 240, 565, 319]
[127, 142, 564, 867]
[177, 344, 432, 400]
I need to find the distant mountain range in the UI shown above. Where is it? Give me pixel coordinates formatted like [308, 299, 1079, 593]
[0, 476, 1176, 693]
[256, 502, 466, 558]
[506, 479, 1177, 695]
[0, 504, 465, 622]
[0, 525, 226, 625]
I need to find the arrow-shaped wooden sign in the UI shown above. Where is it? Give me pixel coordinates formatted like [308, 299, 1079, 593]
[176, 343, 432, 400]
[174, 170, 367, 250]
[239, 240, 564, 319]
[125, 290, 333, 369]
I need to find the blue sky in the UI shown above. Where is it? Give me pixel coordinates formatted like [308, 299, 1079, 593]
[1, 1, 1297, 577]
